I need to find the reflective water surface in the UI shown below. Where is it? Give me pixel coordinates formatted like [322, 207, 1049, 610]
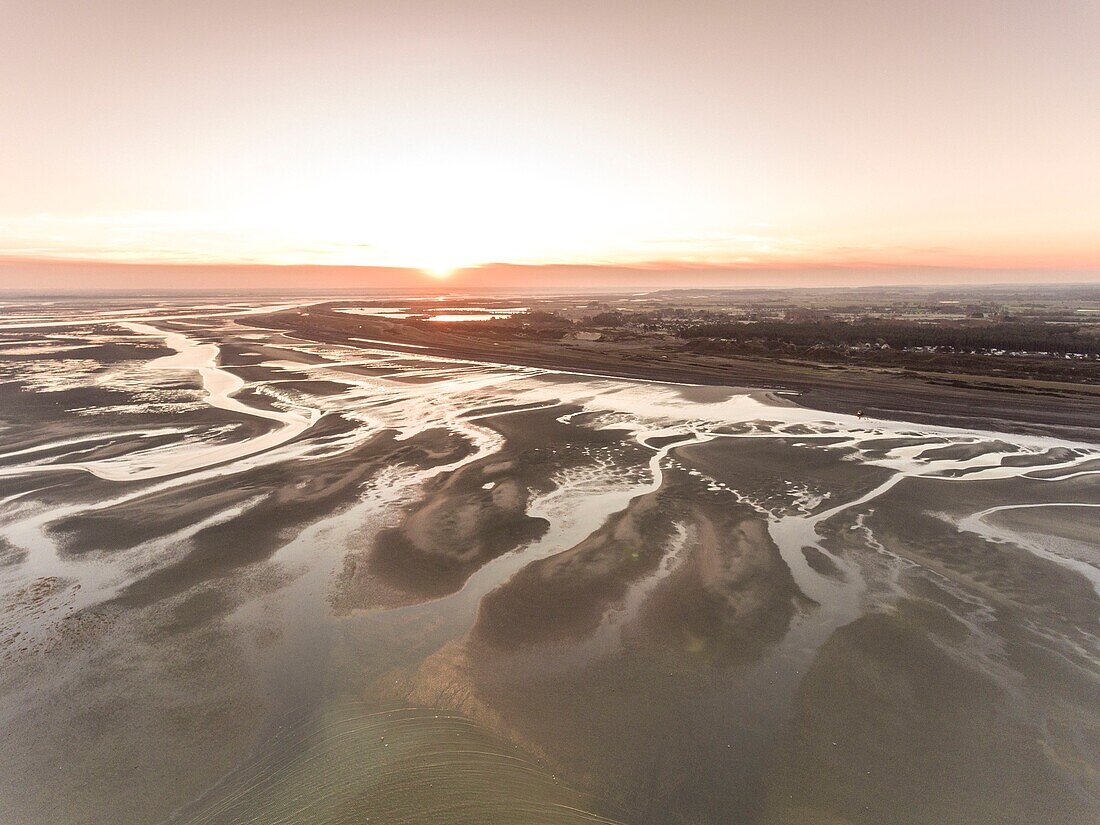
[1, 297, 1098, 824]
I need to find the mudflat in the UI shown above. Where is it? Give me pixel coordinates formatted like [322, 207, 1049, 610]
[0, 296, 1097, 825]
[248, 304, 1100, 442]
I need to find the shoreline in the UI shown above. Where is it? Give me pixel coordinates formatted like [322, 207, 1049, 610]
[242, 309, 1100, 443]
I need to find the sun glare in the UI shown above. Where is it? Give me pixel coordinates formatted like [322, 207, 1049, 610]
[422, 264, 456, 279]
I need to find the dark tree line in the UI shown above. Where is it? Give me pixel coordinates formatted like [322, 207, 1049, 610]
[678, 320, 1100, 356]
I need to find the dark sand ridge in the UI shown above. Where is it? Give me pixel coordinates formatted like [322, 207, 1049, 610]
[168, 705, 624, 825]
[472, 465, 806, 652]
[759, 606, 1100, 825]
[45, 413, 375, 552]
[332, 404, 655, 610]
[846, 475, 1100, 643]
[0, 535, 24, 567]
[0, 322, 310, 482]
[0, 573, 274, 825]
[1, 421, 478, 822]
[214, 337, 362, 407]
[390, 466, 812, 823]
[48, 418, 474, 612]
[0, 339, 166, 365]
[0, 404, 280, 479]
[376, 433, 1100, 824]
[244, 307, 1100, 443]
[986, 505, 1100, 564]
[0, 355, 289, 512]
[767, 473, 1100, 825]
[141, 403, 669, 824]
[673, 437, 897, 520]
[393, 433, 913, 816]
[0, 335, 215, 426]
[0, 325, 518, 823]
[680, 435, 1100, 639]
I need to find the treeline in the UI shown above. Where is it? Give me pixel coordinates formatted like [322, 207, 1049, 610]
[678, 320, 1100, 356]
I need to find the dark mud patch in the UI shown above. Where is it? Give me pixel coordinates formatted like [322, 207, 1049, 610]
[332, 404, 653, 610]
[759, 610, 1100, 825]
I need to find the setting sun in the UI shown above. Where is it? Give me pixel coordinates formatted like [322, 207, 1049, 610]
[3, 4, 1099, 824]
[421, 262, 457, 279]
[3, 2, 1097, 286]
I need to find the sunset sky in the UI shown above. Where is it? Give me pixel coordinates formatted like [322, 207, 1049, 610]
[2, 1, 1099, 288]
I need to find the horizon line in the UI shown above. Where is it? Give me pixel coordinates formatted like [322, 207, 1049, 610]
[2, 256, 1098, 291]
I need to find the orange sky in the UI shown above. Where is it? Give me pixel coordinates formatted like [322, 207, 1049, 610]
[2, 1, 1099, 287]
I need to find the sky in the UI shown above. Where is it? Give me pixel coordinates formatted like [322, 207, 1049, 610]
[2, 0, 1099, 289]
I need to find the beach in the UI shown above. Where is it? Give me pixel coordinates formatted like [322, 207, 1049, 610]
[0, 296, 1097, 824]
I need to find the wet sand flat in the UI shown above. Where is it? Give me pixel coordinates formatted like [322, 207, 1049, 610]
[248, 305, 1100, 443]
[0, 297, 1097, 825]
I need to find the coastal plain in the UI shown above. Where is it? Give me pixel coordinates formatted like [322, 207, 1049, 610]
[0, 293, 1097, 825]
